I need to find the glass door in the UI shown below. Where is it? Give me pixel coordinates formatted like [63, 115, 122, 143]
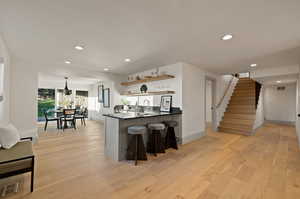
[37, 89, 55, 121]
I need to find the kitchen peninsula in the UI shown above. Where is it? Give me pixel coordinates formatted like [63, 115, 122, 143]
[103, 108, 182, 161]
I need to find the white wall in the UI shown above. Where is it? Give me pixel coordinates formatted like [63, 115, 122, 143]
[181, 63, 206, 143]
[296, 73, 300, 144]
[123, 63, 183, 108]
[10, 60, 38, 137]
[89, 76, 124, 121]
[251, 65, 299, 79]
[38, 80, 91, 91]
[264, 83, 296, 123]
[123, 62, 231, 144]
[0, 35, 11, 125]
[205, 72, 236, 130]
[205, 80, 212, 122]
[253, 87, 264, 129]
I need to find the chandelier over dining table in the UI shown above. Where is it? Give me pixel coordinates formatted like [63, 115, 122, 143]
[64, 77, 72, 95]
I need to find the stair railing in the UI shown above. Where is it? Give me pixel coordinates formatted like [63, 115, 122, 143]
[214, 75, 239, 130]
[216, 75, 234, 109]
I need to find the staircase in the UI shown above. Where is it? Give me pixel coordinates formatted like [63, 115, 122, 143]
[218, 77, 258, 136]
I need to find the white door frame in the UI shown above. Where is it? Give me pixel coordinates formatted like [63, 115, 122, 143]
[205, 76, 217, 131]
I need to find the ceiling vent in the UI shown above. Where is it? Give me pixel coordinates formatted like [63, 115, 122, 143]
[277, 86, 285, 91]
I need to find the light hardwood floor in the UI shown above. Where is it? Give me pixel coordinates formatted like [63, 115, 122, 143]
[2, 121, 300, 199]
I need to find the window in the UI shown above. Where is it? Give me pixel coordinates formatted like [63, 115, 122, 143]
[57, 89, 74, 109]
[124, 96, 153, 106]
[37, 88, 89, 121]
[138, 96, 153, 106]
[75, 90, 88, 114]
[37, 89, 55, 121]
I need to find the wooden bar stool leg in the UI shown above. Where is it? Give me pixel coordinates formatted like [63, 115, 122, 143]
[152, 132, 157, 156]
[135, 135, 138, 166]
[170, 127, 178, 150]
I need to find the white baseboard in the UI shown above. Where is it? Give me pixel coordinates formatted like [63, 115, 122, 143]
[21, 128, 38, 139]
[266, 120, 295, 126]
[182, 131, 205, 144]
[253, 120, 265, 130]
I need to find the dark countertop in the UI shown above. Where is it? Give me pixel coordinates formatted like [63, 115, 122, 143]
[103, 110, 182, 120]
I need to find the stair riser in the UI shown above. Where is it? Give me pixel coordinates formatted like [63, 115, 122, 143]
[227, 106, 255, 110]
[218, 127, 252, 136]
[220, 124, 253, 131]
[228, 105, 255, 108]
[236, 81, 255, 84]
[218, 78, 257, 136]
[224, 114, 255, 120]
[232, 92, 255, 97]
[221, 119, 254, 125]
[229, 101, 255, 105]
[230, 97, 256, 101]
[233, 90, 255, 93]
[226, 110, 256, 114]
[234, 88, 255, 92]
[235, 84, 256, 88]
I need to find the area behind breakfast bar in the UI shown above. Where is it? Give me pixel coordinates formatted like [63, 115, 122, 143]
[103, 109, 182, 161]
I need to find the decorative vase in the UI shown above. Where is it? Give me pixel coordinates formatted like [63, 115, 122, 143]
[140, 84, 148, 93]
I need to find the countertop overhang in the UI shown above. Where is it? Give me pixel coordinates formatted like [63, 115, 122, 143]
[103, 111, 182, 120]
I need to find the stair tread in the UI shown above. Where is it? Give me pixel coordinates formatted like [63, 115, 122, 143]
[228, 104, 255, 107]
[221, 119, 254, 126]
[230, 102, 256, 105]
[232, 93, 255, 95]
[234, 89, 255, 92]
[231, 96, 256, 99]
[226, 111, 256, 114]
[224, 113, 255, 116]
[218, 127, 252, 136]
[222, 118, 254, 122]
[220, 122, 253, 128]
[219, 125, 253, 132]
[218, 78, 258, 136]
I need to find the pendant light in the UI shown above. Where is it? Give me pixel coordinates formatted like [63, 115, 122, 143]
[64, 77, 71, 95]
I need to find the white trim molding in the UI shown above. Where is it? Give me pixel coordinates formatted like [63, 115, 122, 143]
[215, 77, 239, 129]
[21, 128, 38, 139]
[182, 131, 206, 144]
[253, 86, 265, 130]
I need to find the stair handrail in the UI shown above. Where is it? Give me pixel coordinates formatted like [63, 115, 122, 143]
[216, 75, 234, 109]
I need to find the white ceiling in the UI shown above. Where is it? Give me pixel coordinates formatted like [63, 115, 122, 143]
[39, 73, 99, 85]
[254, 74, 298, 86]
[1, 0, 300, 75]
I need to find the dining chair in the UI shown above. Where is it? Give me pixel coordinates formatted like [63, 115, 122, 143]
[44, 111, 60, 131]
[74, 108, 87, 126]
[60, 109, 76, 131]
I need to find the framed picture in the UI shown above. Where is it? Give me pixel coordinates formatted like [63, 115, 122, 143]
[103, 88, 110, 108]
[98, 85, 104, 103]
[160, 95, 172, 112]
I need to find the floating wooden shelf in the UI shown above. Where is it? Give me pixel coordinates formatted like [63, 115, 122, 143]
[121, 91, 175, 96]
[121, 74, 175, 86]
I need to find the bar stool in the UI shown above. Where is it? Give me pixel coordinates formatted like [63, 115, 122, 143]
[147, 123, 166, 156]
[164, 121, 178, 150]
[126, 126, 147, 166]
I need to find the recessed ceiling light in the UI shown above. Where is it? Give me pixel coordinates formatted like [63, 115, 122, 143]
[124, 58, 131, 62]
[74, 45, 84, 50]
[65, 60, 71, 64]
[277, 80, 282, 83]
[104, 68, 109, 71]
[250, 64, 257, 67]
[221, 34, 233, 41]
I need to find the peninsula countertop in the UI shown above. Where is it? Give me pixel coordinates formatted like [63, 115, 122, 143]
[103, 110, 182, 120]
